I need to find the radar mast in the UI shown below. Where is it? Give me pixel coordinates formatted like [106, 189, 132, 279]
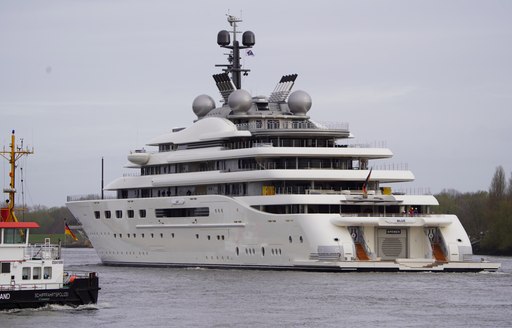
[215, 15, 255, 89]
[0, 130, 34, 222]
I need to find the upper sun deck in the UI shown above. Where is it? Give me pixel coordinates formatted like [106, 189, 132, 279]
[234, 119, 350, 138]
[147, 116, 350, 147]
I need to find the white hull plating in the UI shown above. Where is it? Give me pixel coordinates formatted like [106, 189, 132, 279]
[67, 195, 499, 272]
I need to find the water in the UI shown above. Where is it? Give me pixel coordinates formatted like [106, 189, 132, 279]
[1, 249, 511, 328]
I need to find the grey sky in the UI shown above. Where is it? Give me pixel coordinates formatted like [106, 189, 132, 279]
[1, 0, 511, 207]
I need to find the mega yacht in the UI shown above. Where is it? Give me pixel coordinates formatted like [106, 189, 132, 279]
[67, 16, 500, 272]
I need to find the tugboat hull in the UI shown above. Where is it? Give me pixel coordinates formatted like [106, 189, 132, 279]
[0, 275, 99, 310]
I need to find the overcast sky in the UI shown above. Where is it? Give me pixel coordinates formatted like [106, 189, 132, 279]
[1, 0, 511, 207]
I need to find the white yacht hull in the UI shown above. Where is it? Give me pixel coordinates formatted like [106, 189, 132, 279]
[67, 195, 499, 272]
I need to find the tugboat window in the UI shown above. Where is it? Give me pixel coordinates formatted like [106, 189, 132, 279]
[44, 267, 52, 279]
[3, 228, 26, 244]
[22, 267, 30, 279]
[33, 267, 41, 280]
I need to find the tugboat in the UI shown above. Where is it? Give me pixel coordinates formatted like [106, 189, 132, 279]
[0, 130, 99, 310]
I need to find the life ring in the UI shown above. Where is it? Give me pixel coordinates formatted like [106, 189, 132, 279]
[69, 275, 76, 283]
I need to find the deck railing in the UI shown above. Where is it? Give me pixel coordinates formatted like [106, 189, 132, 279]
[24, 242, 61, 260]
[235, 121, 349, 132]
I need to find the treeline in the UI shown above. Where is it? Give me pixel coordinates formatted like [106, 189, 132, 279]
[17, 205, 78, 234]
[436, 165, 512, 255]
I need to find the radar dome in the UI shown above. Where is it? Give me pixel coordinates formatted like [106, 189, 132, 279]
[228, 89, 252, 114]
[192, 94, 216, 118]
[288, 90, 312, 115]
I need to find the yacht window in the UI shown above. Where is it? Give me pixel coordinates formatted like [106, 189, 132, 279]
[116, 210, 123, 219]
[155, 207, 209, 218]
[22, 267, 30, 279]
[127, 210, 134, 218]
[105, 211, 111, 219]
[94, 211, 100, 219]
[1, 263, 11, 274]
[44, 267, 52, 279]
[139, 209, 147, 218]
[33, 267, 41, 280]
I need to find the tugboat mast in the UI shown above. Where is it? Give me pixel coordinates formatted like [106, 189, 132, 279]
[216, 15, 255, 89]
[0, 130, 33, 222]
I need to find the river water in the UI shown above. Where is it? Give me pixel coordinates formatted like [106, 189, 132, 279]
[1, 248, 511, 327]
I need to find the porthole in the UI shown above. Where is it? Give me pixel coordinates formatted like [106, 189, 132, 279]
[300, 236, 303, 243]
[261, 247, 265, 256]
[289, 236, 292, 243]
[196, 234, 199, 239]
[236, 247, 239, 256]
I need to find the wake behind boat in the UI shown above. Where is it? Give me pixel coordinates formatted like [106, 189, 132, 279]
[0, 131, 99, 310]
[67, 16, 500, 272]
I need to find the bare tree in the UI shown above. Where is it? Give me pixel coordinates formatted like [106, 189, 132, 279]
[489, 166, 506, 201]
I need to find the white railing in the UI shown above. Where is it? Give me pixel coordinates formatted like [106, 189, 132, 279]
[66, 194, 117, 201]
[24, 243, 61, 261]
[236, 121, 349, 132]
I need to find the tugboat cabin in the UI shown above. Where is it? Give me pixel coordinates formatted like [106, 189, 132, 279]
[0, 222, 64, 289]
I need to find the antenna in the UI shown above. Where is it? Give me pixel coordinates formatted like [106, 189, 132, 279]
[215, 15, 255, 90]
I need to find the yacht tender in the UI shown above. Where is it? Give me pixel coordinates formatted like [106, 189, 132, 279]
[67, 16, 500, 272]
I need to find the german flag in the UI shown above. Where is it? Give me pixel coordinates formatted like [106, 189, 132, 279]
[362, 168, 372, 196]
[65, 222, 78, 241]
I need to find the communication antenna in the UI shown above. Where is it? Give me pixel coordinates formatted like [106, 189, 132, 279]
[215, 14, 255, 90]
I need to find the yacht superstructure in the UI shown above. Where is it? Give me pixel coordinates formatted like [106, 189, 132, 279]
[66, 16, 500, 272]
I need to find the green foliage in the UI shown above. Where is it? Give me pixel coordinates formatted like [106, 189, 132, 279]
[16, 206, 78, 234]
[29, 233, 65, 244]
[436, 167, 512, 255]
